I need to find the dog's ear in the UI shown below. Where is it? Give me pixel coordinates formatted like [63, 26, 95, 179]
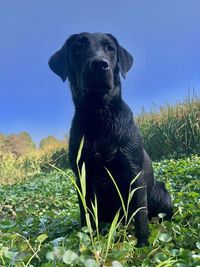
[107, 34, 133, 79]
[48, 44, 68, 82]
[117, 45, 133, 79]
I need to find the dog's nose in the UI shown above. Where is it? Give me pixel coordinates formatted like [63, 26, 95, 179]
[90, 58, 110, 71]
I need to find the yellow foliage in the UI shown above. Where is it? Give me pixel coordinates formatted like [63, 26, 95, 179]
[0, 142, 68, 185]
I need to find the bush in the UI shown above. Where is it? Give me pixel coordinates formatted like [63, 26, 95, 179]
[40, 145, 70, 172]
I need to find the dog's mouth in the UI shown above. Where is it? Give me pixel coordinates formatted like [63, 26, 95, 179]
[82, 70, 114, 94]
[86, 77, 113, 93]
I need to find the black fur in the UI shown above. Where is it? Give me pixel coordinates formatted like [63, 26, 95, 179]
[49, 32, 173, 247]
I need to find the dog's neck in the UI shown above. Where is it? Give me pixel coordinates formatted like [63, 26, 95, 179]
[73, 85, 122, 112]
[72, 84, 125, 136]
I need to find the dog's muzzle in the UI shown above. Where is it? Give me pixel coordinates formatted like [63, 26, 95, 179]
[81, 57, 114, 93]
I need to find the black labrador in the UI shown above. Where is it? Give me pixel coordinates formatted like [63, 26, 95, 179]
[49, 32, 173, 247]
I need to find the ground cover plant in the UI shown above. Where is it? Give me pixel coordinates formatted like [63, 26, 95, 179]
[0, 155, 200, 266]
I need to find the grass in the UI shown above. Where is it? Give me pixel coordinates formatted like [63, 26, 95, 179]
[0, 145, 69, 185]
[0, 93, 200, 266]
[137, 92, 200, 160]
[0, 155, 200, 266]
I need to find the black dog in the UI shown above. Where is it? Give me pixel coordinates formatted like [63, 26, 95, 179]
[49, 32, 173, 247]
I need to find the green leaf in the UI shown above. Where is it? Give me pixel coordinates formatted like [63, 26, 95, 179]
[155, 252, 168, 263]
[196, 242, 200, 249]
[171, 249, 180, 257]
[46, 251, 55, 261]
[63, 250, 79, 264]
[36, 233, 48, 243]
[158, 213, 166, 219]
[4, 249, 18, 260]
[158, 233, 172, 243]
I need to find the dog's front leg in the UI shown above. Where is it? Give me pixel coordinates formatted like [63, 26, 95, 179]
[132, 184, 149, 247]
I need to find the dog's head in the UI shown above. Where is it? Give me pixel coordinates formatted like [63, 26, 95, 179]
[49, 32, 133, 99]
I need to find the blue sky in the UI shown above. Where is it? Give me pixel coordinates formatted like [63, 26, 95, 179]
[0, 0, 200, 144]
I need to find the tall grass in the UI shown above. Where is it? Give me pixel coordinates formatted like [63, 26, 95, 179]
[0, 145, 69, 185]
[137, 92, 200, 160]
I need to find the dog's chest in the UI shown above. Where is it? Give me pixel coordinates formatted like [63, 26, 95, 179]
[72, 102, 134, 166]
[82, 109, 122, 163]
[83, 136, 118, 164]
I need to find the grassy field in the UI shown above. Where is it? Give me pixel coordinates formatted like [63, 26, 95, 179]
[0, 155, 200, 266]
[0, 94, 200, 266]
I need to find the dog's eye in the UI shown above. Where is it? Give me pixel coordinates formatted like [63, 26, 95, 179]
[107, 45, 115, 52]
[74, 42, 84, 53]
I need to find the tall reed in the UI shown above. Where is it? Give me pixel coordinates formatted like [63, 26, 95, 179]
[136, 92, 200, 160]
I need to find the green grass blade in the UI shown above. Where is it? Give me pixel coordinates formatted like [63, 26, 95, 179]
[76, 136, 84, 166]
[128, 186, 146, 205]
[130, 171, 141, 186]
[127, 206, 146, 227]
[91, 195, 100, 241]
[105, 168, 127, 217]
[80, 162, 86, 199]
[104, 210, 120, 261]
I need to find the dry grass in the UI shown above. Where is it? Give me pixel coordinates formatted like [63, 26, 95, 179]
[0, 144, 69, 185]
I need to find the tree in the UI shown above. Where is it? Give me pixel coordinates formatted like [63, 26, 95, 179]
[4, 132, 36, 156]
[39, 136, 63, 150]
[0, 133, 6, 150]
[19, 132, 36, 150]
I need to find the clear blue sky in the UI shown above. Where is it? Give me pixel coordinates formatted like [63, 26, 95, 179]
[0, 0, 200, 144]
